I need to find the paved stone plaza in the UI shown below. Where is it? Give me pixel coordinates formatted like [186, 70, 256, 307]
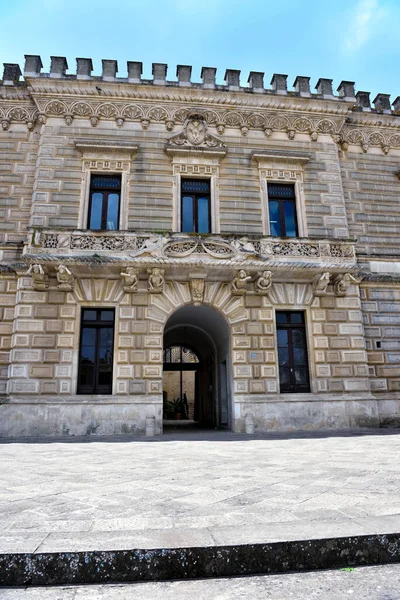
[1, 430, 400, 554]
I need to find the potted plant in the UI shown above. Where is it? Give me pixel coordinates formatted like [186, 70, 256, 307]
[170, 398, 184, 420]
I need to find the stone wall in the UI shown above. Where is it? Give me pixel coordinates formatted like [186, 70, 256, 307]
[341, 150, 400, 257]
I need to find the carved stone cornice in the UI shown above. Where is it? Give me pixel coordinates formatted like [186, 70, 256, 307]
[252, 149, 311, 165]
[74, 138, 139, 158]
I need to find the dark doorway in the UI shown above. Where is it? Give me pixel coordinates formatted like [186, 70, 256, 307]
[163, 306, 231, 430]
[276, 310, 310, 393]
[77, 308, 115, 394]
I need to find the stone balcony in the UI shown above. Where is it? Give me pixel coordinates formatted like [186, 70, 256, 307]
[23, 229, 357, 277]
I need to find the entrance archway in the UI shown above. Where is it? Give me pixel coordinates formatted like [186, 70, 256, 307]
[163, 305, 231, 429]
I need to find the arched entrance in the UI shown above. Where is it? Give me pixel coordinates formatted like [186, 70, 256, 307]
[163, 305, 231, 429]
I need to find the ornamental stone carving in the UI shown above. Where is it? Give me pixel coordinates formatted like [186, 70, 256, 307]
[121, 267, 139, 293]
[166, 115, 225, 150]
[255, 271, 272, 295]
[148, 268, 165, 293]
[231, 270, 251, 296]
[312, 272, 331, 296]
[27, 264, 49, 291]
[333, 273, 358, 296]
[56, 264, 75, 291]
[190, 278, 205, 305]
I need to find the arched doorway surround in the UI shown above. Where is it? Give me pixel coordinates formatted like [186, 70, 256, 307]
[163, 305, 232, 428]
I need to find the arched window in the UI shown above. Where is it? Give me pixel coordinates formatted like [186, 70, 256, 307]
[163, 345, 200, 364]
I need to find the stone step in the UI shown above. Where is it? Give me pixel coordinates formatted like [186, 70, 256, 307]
[1, 532, 399, 587]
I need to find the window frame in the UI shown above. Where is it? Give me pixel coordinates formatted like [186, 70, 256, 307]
[267, 182, 299, 237]
[171, 160, 221, 234]
[180, 178, 212, 233]
[87, 174, 122, 231]
[253, 152, 309, 237]
[276, 310, 311, 394]
[77, 307, 115, 395]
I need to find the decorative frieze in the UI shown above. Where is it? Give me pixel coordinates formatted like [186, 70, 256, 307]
[31, 230, 356, 265]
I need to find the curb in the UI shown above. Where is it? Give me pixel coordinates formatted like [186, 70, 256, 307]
[1, 533, 400, 586]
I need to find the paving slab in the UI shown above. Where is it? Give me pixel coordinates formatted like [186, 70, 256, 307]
[0, 429, 399, 585]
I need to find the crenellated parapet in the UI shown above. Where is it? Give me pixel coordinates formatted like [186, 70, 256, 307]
[0, 56, 397, 112]
[1, 56, 400, 153]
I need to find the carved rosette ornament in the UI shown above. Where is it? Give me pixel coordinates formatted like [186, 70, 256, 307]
[121, 267, 139, 293]
[333, 273, 358, 297]
[56, 264, 75, 291]
[231, 270, 251, 296]
[255, 270, 272, 295]
[148, 268, 165, 293]
[26, 264, 49, 291]
[312, 272, 331, 297]
[190, 278, 205, 305]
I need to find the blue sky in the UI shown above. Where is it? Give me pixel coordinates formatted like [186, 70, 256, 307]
[0, 0, 398, 99]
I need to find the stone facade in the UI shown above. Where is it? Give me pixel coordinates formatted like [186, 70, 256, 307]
[0, 57, 399, 436]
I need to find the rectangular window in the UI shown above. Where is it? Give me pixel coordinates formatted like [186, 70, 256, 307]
[181, 179, 211, 233]
[276, 311, 310, 393]
[268, 183, 298, 237]
[88, 175, 121, 231]
[77, 308, 115, 395]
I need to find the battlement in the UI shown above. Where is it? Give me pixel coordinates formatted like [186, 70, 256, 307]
[1, 56, 399, 114]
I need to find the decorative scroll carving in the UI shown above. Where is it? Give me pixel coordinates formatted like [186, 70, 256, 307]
[255, 271, 272, 295]
[333, 273, 358, 296]
[231, 270, 251, 296]
[121, 267, 139, 293]
[56, 264, 75, 291]
[272, 242, 320, 257]
[26, 264, 49, 291]
[312, 272, 331, 296]
[148, 268, 165, 293]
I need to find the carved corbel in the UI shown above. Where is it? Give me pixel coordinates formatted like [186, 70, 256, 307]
[216, 122, 225, 135]
[333, 273, 358, 296]
[148, 268, 165, 293]
[312, 272, 331, 296]
[141, 118, 150, 130]
[26, 120, 35, 131]
[64, 114, 74, 126]
[255, 270, 272, 295]
[165, 120, 175, 132]
[121, 267, 139, 293]
[1, 119, 10, 131]
[90, 116, 99, 127]
[116, 117, 125, 128]
[26, 264, 49, 291]
[231, 270, 251, 296]
[240, 126, 249, 136]
[56, 264, 75, 291]
[264, 127, 272, 138]
[37, 113, 47, 125]
[287, 129, 295, 140]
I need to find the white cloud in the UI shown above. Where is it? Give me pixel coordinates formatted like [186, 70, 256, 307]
[344, 0, 386, 53]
